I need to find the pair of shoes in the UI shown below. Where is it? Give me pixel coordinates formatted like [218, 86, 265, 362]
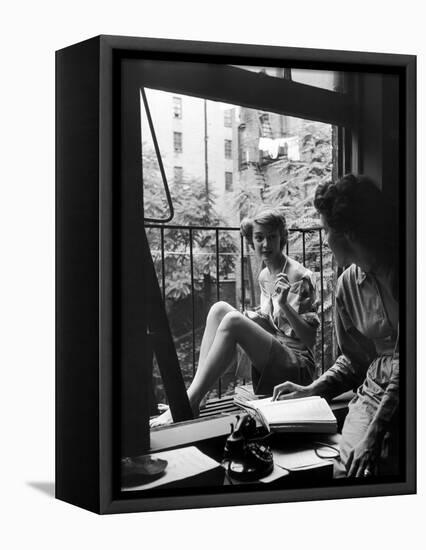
[121, 455, 168, 487]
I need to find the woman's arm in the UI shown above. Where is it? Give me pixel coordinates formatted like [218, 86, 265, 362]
[279, 300, 317, 349]
[346, 354, 399, 477]
[272, 329, 374, 401]
[258, 268, 272, 316]
[274, 273, 317, 349]
[311, 312, 375, 400]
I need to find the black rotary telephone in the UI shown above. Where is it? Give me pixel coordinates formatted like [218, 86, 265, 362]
[223, 414, 274, 482]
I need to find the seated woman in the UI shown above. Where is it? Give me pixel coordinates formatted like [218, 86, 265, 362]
[273, 174, 399, 478]
[151, 208, 319, 427]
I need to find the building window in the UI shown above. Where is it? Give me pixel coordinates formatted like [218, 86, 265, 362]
[173, 96, 182, 119]
[224, 139, 232, 159]
[260, 113, 272, 137]
[224, 109, 232, 127]
[174, 132, 183, 153]
[174, 166, 183, 184]
[225, 172, 233, 191]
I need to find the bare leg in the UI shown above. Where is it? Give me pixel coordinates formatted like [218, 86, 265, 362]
[192, 301, 236, 386]
[151, 309, 274, 427]
[187, 311, 273, 408]
[150, 301, 235, 427]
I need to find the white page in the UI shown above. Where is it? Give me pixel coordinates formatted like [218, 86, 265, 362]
[123, 446, 220, 492]
[253, 396, 336, 424]
[257, 464, 290, 483]
[254, 395, 322, 407]
[272, 448, 326, 470]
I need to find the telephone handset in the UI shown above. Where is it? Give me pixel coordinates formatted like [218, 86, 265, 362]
[223, 414, 274, 482]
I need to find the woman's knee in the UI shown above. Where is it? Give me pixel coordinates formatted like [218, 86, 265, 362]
[207, 301, 234, 322]
[219, 310, 244, 334]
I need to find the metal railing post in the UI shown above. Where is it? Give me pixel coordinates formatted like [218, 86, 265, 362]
[215, 229, 222, 397]
[160, 227, 165, 299]
[240, 233, 245, 311]
[189, 228, 196, 377]
[319, 228, 325, 374]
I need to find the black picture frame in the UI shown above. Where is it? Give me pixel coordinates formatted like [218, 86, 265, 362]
[56, 35, 416, 514]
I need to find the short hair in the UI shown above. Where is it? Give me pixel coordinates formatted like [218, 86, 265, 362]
[240, 208, 288, 250]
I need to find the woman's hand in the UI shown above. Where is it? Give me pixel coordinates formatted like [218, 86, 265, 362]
[272, 381, 315, 401]
[345, 432, 382, 478]
[273, 273, 291, 308]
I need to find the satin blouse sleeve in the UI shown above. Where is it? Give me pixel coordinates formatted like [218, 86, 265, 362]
[316, 278, 377, 400]
[297, 273, 320, 329]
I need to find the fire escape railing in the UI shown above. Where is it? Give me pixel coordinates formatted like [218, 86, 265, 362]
[145, 223, 329, 400]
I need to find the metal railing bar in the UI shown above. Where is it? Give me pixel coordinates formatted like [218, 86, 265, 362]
[146, 223, 241, 231]
[189, 228, 196, 377]
[150, 246, 326, 257]
[302, 232, 306, 266]
[215, 229, 222, 397]
[145, 223, 321, 233]
[160, 227, 165, 299]
[319, 228, 325, 374]
[151, 251, 237, 256]
[215, 229, 220, 302]
[141, 89, 175, 224]
[240, 234, 245, 311]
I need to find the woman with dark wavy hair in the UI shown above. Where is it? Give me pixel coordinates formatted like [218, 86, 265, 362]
[273, 174, 399, 478]
[151, 208, 319, 427]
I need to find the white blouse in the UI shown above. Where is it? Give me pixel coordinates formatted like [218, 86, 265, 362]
[258, 263, 320, 340]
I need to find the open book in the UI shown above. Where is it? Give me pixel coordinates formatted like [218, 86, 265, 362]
[234, 395, 337, 434]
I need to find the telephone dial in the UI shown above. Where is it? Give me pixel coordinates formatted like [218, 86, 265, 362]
[223, 414, 274, 482]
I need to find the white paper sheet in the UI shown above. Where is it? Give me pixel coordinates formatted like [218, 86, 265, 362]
[258, 464, 290, 483]
[123, 446, 220, 491]
[272, 448, 325, 470]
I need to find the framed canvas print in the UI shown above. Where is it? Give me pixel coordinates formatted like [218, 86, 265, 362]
[55, 35, 416, 514]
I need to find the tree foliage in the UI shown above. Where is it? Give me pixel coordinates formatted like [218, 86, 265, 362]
[233, 120, 332, 227]
[143, 145, 238, 302]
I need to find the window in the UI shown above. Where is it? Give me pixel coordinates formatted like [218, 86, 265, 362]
[224, 139, 232, 159]
[174, 166, 183, 184]
[224, 109, 232, 127]
[260, 113, 272, 137]
[225, 172, 233, 191]
[140, 84, 338, 422]
[174, 132, 183, 153]
[173, 96, 182, 119]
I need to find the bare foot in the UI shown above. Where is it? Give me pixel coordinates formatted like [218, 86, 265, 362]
[149, 404, 200, 428]
[149, 408, 173, 428]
